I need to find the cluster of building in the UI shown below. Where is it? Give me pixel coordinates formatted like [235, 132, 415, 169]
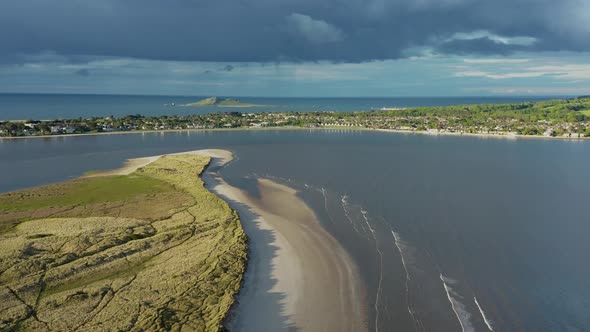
[2, 109, 590, 139]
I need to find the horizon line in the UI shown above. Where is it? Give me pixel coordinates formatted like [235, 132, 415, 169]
[0, 92, 574, 99]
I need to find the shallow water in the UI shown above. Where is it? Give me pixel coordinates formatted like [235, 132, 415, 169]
[2, 129, 589, 331]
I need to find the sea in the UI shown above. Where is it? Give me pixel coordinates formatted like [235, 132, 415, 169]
[1, 94, 588, 332]
[0, 93, 559, 120]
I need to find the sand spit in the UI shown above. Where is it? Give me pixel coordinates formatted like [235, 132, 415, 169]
[202, 150, 367, 331]
[0, 152, 247, 331]
[85, 149, 230, 177]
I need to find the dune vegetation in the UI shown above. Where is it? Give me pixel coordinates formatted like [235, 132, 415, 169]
[0, 154, 247, 331]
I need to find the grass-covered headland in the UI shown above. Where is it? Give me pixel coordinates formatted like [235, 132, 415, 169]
[2, 96, 590, 139]
[0, 154, 247, 331]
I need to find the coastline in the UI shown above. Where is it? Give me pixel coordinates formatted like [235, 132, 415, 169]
[100, 148, 368, 331]
[201, 150, 368, 331]
[1, 125, 588, 142]
[373, 128, 587, 141]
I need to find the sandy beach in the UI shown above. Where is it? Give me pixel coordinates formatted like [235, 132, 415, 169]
[201, 150, 367, 331]
[83, 149, 229, 177]
[374, 128, 588, 141]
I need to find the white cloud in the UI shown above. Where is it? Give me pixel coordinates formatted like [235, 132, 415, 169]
[455, 58, 590, 81]
[447, 30, 537, 46]
[463, 59, 530, 64]
[455, 70, 545, 79]
[466, 86, 590, 95]
[527, 65, 590, 80]
[286, 13, 345, 44]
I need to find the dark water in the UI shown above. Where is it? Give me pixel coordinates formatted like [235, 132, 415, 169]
[0, 93, 557, 120]
[1, 130, 589, 331]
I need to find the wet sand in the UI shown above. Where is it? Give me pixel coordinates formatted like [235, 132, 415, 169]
[202, 150, 367, 331]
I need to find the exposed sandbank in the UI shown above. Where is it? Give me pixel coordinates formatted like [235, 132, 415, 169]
[202, 150, 367, 331]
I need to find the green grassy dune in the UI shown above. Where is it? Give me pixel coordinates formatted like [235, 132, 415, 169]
[0, 175, 172, 213]
[0, 154, 247, 331]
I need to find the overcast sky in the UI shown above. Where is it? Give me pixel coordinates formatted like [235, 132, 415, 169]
[1, 0, 589, 96]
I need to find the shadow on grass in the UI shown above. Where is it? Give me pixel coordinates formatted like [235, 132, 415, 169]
[203, 159, 298, 332]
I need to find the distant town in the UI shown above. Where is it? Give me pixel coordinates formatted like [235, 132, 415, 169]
[2, 97, 590, 139]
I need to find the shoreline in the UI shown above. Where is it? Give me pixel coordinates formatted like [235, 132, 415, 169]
[100, 149, 368, 331]
[1, 125, 588, 142]
[201, 150, 367, 331]
[82, 148, 228, 177]
[373, 128, 584, 141]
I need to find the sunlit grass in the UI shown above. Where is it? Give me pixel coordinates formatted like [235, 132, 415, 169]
[0, 175, 172, 212]
[0, 154, 247, 331]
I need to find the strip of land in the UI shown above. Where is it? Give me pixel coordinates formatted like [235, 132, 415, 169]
[0, 151, 247, 331]
[2, 97, 590, 140]
[202, 151, 367, 331]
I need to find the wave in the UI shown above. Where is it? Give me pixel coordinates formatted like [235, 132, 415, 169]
[391, 229, 424, 332]
[391, 230, 411, 283]
[327, 194, 384, 331]
[357, 209, 383, 332]
[361, 209, 375, 233]
[316, 187, 336, 225]
[440, 274, 474, 332]
[474, 296, 494, 331]
[341, 194, 370, 236]
[340, 195, 355, 228]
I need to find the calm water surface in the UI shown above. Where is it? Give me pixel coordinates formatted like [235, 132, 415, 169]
[1, 130, 589, 331]
[0, 93, 557, 120]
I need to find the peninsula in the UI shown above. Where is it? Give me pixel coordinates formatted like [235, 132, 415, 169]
[0, 152, 247, 331]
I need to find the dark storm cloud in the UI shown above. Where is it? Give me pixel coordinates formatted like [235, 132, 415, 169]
[74, 69, 90, 77]
[0, 51, 99, 66]
[0, 0, 587, 63]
